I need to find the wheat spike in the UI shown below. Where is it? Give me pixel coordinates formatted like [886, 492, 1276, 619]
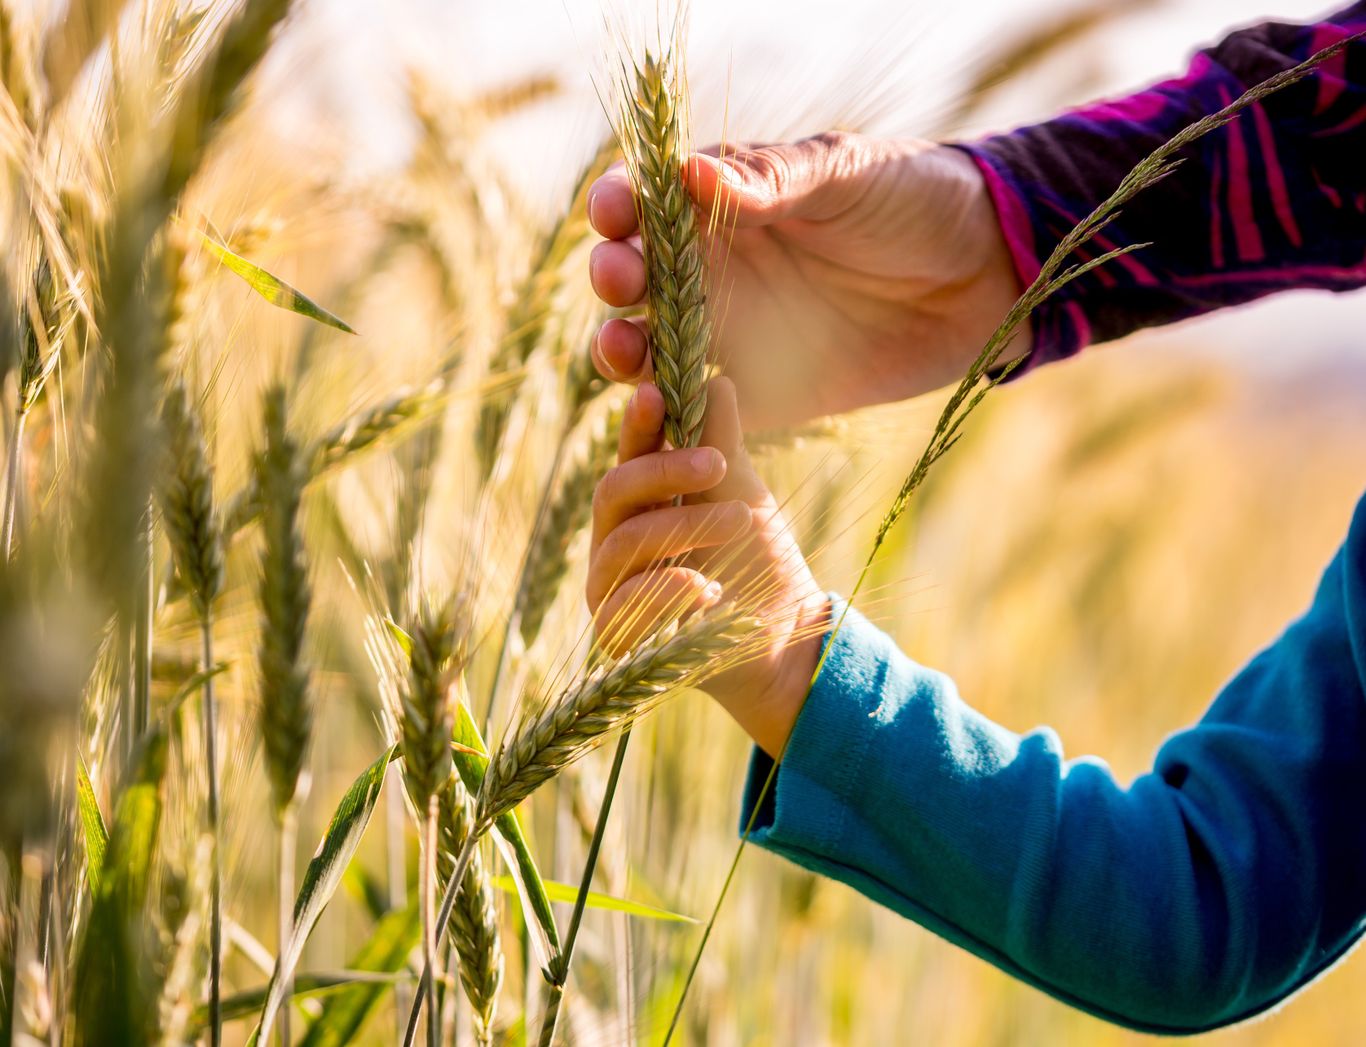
[622, 51, 710, 450]
[256, 385, 313, 819]
[480, 607, 752, 824]
[514, 401, 621, 644]
[439, 778, 503, 1047]
[400, 600, 464, 812]
[159, 381, 224, 622]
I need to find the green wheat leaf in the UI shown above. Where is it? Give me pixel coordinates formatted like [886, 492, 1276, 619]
[201, 234, 357, 334]
[250, 746, 397, 1045]
[490, 876, 694, 924]
[297, 901, 422, 1047]
[76, 757, 108, 894]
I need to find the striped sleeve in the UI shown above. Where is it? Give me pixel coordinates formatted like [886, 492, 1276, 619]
[957, 4, 1366, 374]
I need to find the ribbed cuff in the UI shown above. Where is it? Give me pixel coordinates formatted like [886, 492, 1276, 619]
[951, 143, 1092, 377]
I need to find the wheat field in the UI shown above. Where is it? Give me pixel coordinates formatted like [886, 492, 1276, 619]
[0, 2, 1363, 1046]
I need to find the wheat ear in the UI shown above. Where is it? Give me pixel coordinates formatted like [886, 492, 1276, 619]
[621, 50, 711, 451]
[256, 385, 313, 820]
[480, 606, 749, 825]
[254, 384, 315, 1047]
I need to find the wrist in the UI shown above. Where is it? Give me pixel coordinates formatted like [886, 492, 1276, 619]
[740, 589, 831, 759]
[934, 144, 1034, 379]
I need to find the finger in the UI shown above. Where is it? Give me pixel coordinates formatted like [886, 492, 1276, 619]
[591, 316, 650, 384]
[591, 444, 727, 543]
[592, 566, 723, 652]
[589, 240, 647, 307]
[698, 376, 767, 503]
[588, 501, 750, 609]
[685, 132, 865, 228]
[617, 382, 666, 465]
[587, 165, 639, 239]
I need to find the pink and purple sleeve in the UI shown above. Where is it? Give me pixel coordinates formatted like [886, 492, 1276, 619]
[958, 4, 1366, 373]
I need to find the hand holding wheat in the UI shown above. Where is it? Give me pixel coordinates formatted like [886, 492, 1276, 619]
[588, 132, 1028, 429]
[588, 376, 828, 756]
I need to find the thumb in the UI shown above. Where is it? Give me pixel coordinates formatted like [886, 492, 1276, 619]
[698, 376, 766, 504]
[685, 132, 861, 228]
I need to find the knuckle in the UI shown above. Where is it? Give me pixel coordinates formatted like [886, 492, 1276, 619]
[592, 468, 619, 515]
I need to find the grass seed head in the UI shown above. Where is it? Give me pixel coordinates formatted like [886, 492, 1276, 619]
[256, 384, 313, 820]
[621, 49, 711, 450]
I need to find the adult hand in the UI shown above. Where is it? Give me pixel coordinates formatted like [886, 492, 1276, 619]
[587, 131, 1028, 431]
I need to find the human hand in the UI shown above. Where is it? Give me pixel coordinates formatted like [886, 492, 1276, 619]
[587, 376, 828, 757]
[587, 132, 1028, 431]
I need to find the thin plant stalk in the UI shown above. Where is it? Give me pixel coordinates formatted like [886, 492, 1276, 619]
[659, 33, 1363, 1044]
[535, 735, 629, 1047]
[404, 834, 478, 1047]
[2, 408, 27, 560]
[202, 620, 222, 1047]
[277, 805, 297, 1047]
[387, 769, 410, 1043]
[420, 796, 441, 1047]
[133, 505, 154, 741]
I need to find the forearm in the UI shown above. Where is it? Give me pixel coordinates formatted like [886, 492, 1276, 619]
[743, 494, 1366, 1032]
[957, 4, 1366, 373]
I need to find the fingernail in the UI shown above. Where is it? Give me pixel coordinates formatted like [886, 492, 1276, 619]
[689, 448, 718, 474]
[587, 188, 600, 228]
[703, 580, 724, 602]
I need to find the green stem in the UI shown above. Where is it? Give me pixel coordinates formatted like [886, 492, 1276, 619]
[420, 796, 440, 1047]
[403, 828, 479, 1047]
[277, 805, 297, 1047]
[535, 728, 631, 1047]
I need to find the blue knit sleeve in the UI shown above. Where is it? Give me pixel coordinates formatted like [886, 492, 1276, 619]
[742, 492, 1366, 1034]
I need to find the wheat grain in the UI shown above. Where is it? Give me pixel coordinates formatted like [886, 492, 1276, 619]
[620, 51, 711, 450]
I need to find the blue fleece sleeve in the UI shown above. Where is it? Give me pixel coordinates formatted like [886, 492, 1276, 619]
[742, 492, 1366, 1034]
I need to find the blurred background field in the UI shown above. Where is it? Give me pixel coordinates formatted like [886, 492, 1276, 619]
[8, 0, 1366, 1044]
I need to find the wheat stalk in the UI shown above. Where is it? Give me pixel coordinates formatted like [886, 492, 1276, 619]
[438, 779, 503, 1047]
[619, 49, 711, 451]
[156, 376, 226, 1046]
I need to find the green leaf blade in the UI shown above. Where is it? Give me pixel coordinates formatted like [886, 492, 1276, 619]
[201, 234, 357, 334]
[252, 745, 396, 1044]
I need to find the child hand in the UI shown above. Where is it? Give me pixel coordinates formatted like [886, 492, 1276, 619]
[587, 376, 829, 757]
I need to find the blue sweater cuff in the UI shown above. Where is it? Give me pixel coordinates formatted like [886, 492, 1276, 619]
[739, 596, 896, 849]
